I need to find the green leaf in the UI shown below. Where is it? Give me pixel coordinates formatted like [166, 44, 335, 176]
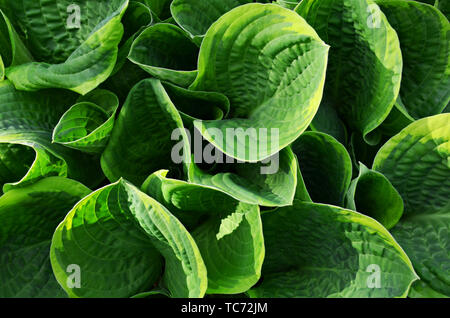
[52, 90, 119, 154]
[139, 0, 173, 20]
[101, 78, 190, 185]
[376, 0, 450, 119]
[0, 143, 34, 193]
[3, 0, 129, 94]
[171, 0, 253, 40]
[0, 81, 103, 192]
[190, 3, 329, 162]
[0, 9, 33, 69]
[309, 99, 348, 145]
[0, 177, 91, 297]
[248, 200, 418, 297]
[50, 179, 207, 298]
[291, 131, 352, 206]
[373, 113, 450, 296]
[345, 163, 403, 229]
[143, 170, 265, 294]
[128, 23, 199, 87]
[296, 0, 403, 143]
[162, 81, 229, 129]
[188, 147, 298, 207]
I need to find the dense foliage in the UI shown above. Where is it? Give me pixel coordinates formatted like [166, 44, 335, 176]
[0, 0, 448, 298]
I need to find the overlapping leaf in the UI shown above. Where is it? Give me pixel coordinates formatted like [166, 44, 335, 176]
[291, 131, 352, 206]
[191, 3, 329, 162]
[1, 0, 129, 94]
[50, 179, 207, 298]
[248, 200, 418, 297]
[373, 113, 450, 297]
[376, 0, 450, 119]
[0, 81, 103, 192]
[53, 89, 119, 154]
[143, 170, 264, 294]
[0, 177, 91, 297]
[296, 0, 403, 143]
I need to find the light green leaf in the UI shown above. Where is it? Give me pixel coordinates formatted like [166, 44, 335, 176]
[373, 113, 450, 296]
[296, 0, 403, 143]
[0, 81, 103, 192]
[188, 147, 298, 207]
[190, 3, 329, 162]
[0, 177, 91, 297]
[248, 201, 418, 297]
[101, 78, 190, 185]
[376, 0, 450, 119]
[345, 163, 404, 229]
[50, 179, 207, 298]
[52, 90, 119, 154]
[143, 170, 265, 294]
[291, 131, 352, 206]
[128, 23, 199, 87]
[3, 0, 129, 94]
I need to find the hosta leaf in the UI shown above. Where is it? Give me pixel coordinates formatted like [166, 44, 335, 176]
[143, 170, 264, 294]
[101, 78, 190, 185]
[248, 201, 418, 297]
[437, 0, 449, 19]
[0, 55, 4, 81]
[0, 177, 91, 297]
[309, 100, 348, 145]
[50, 179, 207, 298]
[171, 0, 253, 41]
[2, 0, 128, 94]
[139, 0, 173, 20]
[162, 82, 229, 129]
[291, 131, 352, 206]
[53, 90, 119, 154]
[0, 81, 103, 192]
[0, 144, 34, 193]
[188, 147, 298, 207]
[296, 0, 402, 143]
[190, 3, 329, 162]
[0, 9, 33, 70]
[376, 0, 450, 119]
[373, 113, 450, 296]
[373, 101, 414, 138]
[128, 23, 199, 87]
[345, 163, 403, 229]
[111, 1, 154, 76]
